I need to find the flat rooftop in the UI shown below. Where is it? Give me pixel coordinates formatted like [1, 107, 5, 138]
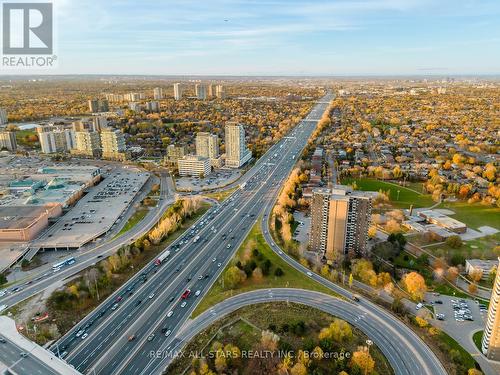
[0, 206, 48, 230]
[34, 170, 149, 249]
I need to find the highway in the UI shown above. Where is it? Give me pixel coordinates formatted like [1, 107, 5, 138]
[163, 288, 441, 375]
[0, 338, 59, 375]
[0, 172, 174, 309]
[51, 94, 335, 375]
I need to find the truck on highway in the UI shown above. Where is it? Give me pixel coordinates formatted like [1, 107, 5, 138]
[154, 251, 171, 266]
[181, 289, 191, 299]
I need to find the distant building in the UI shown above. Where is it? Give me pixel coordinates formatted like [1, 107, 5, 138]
[418, 210, 467, 233]
[153, 87, 163, 100]
[0, 108, 7, 125]
[177, 155, 210, 177]
[0, 131, 17, 151]
[466, 259, 498, 280]
[195, 84, 207, 100]
[101, 128, 127, 161]
[483, 258, 500, 360]
[124, 92, 142, 101]
[105, 93, 125, 102]
[129, 102, 142, 112]
[88, 99, 109, 113]
[37, 126, 75, 153]
[224, 122, 252, 168]
[309, 186, 373, 261]
[72, 120, 95, 132]
[92, 116, 108, 131]
[196, 132, 219, 159]
[146, 101, 160, 112]
[73, 130, 101, 157]
[215, 84, 225, 99]
[166, 144, 186, 165]
[173, 83, 183, 100]
[207, 84, 214, 97]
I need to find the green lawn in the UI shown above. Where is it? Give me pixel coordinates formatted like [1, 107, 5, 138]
[113, 208, 149, 239]
[204, 187, 238, 202]
[425, 232, 499, 261]
[342, 178, 434, 208]
[438, 331, 478, 370]
[473, 330, 484, 353]
[437, 201, 500, 230]
[191, 222, 338, 317]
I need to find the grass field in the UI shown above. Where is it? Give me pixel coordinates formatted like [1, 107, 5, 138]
[204, 187, 238, 202]
[438, 201, 500, 230]
[473, 330, 484, 352]
[438, 331, 478, 371]
[191, 222, 337, 317]
[113, 208, 149, 239]
[425, 232, 499, 261]
[342, 177, 434, 208]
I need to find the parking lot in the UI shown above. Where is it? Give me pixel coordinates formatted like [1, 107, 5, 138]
[426, 293, 487, 334]
[35, 169, 150, 249]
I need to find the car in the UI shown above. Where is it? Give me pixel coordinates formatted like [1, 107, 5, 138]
[181, 301, 187, 308]
[128, 335, 136, 341]
[306, 272, 313, 277]
[435, 300, 443, 304]
[167, 311, 173, 317]
[415, 303, 423, 310]
[195, 290, 201, 297]
[165, 330, 172, 337]
[81, 333, 88, 340]
[76, 330, 84, 337]
[212, 258, 217, 262]
[0, 337, 5, 343]
[148, 293, 155, 299]
[60, 351, 68, 359]
[147, 334, 155, 341]
[20, 352, 28, 358]
[169, 296, 175, 302]
[204, 274, 210, 279]
[198, 275, 203, 280]
[227, 244, 231, 249]
[278, 251, 283, 255]
[111, 303, 119, 310]
[136, 300, 142, 306]
[217, 263, 222, 267]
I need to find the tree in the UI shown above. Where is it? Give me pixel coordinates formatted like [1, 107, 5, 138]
[446, 235, 463, 249]
[318, 319, 352, 342]
[274, 267, 284, 277]
[290, 363, 307, 375]
[446, 267, 459, 284]
[351, 348, 375, 374]
[468, 369, 483, 375]
[402, 272, 427, 301]
[468, 283, 478, 295]
[223, 266, 246, 289]
[261, 330, 280, 351]
[469, 269, 483, 283]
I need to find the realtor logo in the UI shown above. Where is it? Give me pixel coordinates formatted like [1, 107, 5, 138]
[3, 2, 53, 55]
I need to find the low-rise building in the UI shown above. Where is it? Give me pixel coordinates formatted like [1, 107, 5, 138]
[418, 210, 467, 233]
[178, 155, 211, 178]
[465, 259, 498, 280]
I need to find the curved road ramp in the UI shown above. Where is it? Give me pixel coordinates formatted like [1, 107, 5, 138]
[151, 288, 447, 375]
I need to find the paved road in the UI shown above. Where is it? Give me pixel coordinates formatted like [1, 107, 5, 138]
[258, 164, 447, 375]
[0, 337, 60, 375]
[0, 172, 174, 309]
[161, 288, 442, 375]
[54, 94, 335, 375]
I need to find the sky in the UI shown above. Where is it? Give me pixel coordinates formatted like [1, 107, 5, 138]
[7, 0, 500, 75]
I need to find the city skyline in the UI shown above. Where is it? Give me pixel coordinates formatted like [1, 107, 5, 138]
[5, 0, 499, 76]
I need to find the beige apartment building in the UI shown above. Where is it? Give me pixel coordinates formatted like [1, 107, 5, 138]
[309, 186, 373, 262]
[483, 258, 500, 360]
[0, 131, 17, 151]
[72, 130, 101, 157]
[177, 155, 211, 177]
[224, 122, 252, 168]
[101, 128, 127, 160]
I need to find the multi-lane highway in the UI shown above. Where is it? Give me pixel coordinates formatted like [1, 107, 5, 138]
[0, 173, 174, 309]
[51, 94, 335, 375]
